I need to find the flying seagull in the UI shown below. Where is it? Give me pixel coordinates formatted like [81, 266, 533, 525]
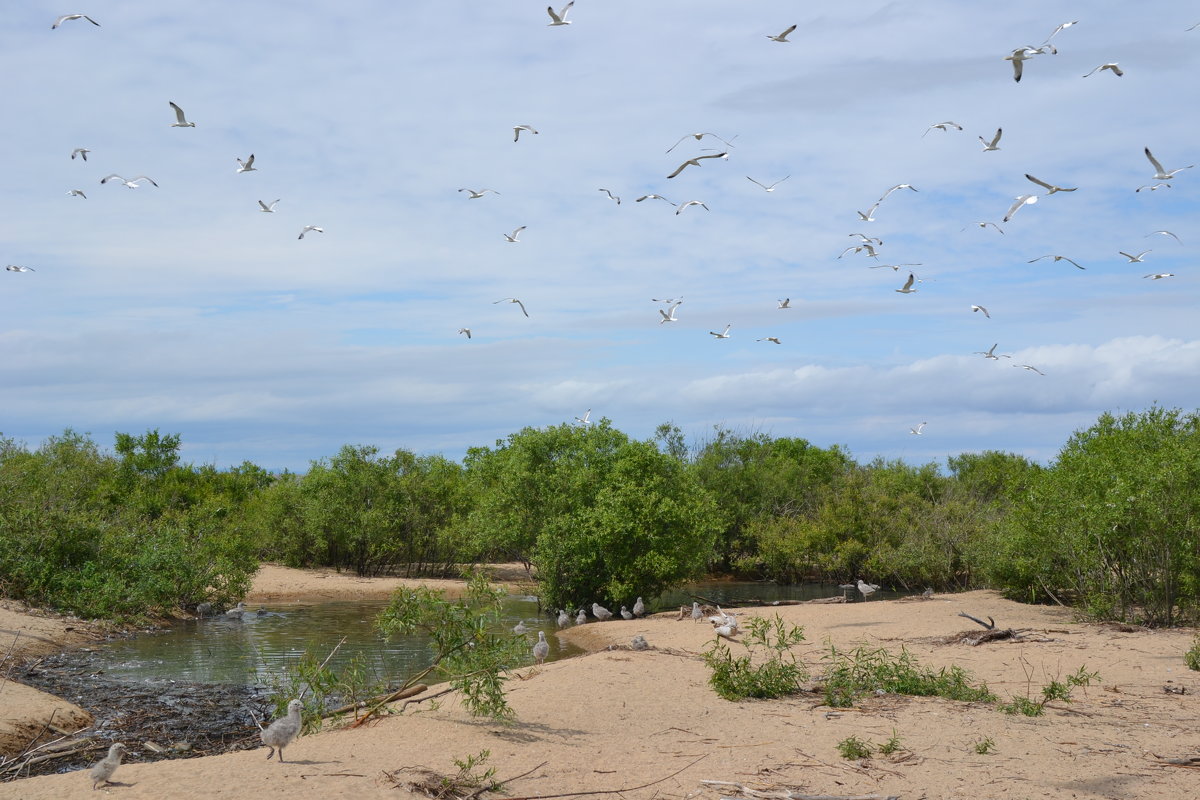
[1146, 230, 1182, 244]
[635, 194, 674, 205]
[963, 221, 1004, 234]
[850, 233, 883, 245]
[298, 225, 324, 239]
[257, 199, 280, 212]
[778, 298, 791, 309]
[236, 154, 256, 173]
[546, 2, 573, 26]
[493, 297, 529, 317]
[52, 14, 99, 29]
[1082, 63, 1123, 78]
[67, 189, 87, 199]
[1044, 21, 1078, 42]
[975, 343, 1011, 360]
[1029, 254, 1084, 270]
[856, 203, 880, 222]
[1144, 272, 1175, 280]
[709, 324, 731, 339]
[658, 303, 681, 324]
[457, 328, 471, 339]
[667, 151, 727, 179]
[459, 188, 500, 198]
[1144, 147, 1193, 180]
[1119, 250, 1150, 263]
[598, 188, 620, 205]
[979, 128, 1002, 151]
[1003, 194, 1037, 222]
[1005, 46, 1051, 82]
[766, 24, 797, 42]
[879, 184, 919, 202]
[665, 132, 736, 153]
[909, 422, 927, 436]
[746, 175, 789, 192]
[513, 124, 538, 141]
[756, 337, 782, 345]
[502, 226, 527, 243]
[675, 200, 709, 215]
[839, 244, 879, 259]
[70, 147, 90, 161]
[870, 262, 922, 271]
[971, 305, 990, 318]
[101, 174, 157, 188]
[895, 273, 918, 294]
[923, 121, 962, 137]
[5, 265, 35, 273]
[1026, 174, 1076, 194]
[1014, 364, 1045, 375]
[168, 101, 195, 127]
[574, 409, 591, 425]
[652, 296, 682, 303]
[1135, 183, 1171, 192]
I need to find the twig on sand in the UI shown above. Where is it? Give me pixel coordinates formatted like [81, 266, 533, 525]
[502, 754, 708, 800]
[956, 611, 995, 630]
[702, 783, 900, 800]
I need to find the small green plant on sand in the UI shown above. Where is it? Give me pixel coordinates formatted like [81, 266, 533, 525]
[703, 614, 808, 700]
[877, 729, 903, 755]
[997, 662, 1099, 717]
[821, 643, 995, 708]
[974, 736, 997, 754]
[1185, 633, 1200, 671]
[836, 735, 874, 760]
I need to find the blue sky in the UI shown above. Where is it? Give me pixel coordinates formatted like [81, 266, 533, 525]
[3, 2, 1198, 471]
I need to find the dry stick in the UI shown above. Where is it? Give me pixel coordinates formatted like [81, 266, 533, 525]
[1037, 576, 1068, 607]
[464, 760, 550, 800]
[335, 683, 429, 721]
[502, 753, 708, 800]
[956, 611, 995, 630]
[720, 795, 899, 800]
[400, 686, 455, 712]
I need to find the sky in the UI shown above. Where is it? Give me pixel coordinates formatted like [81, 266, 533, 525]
[2, 1, 1199, 472]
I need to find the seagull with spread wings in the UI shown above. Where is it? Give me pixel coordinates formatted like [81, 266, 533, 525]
[1026, 174, 1076, 194]
[666, 132, 736, 153]
[513, 124, 538, 141]
[1029, 254, 1084, 270]
[502, 226, 526, 243]
[895, 273, 918, 294]
[101, 174, 158, 189]
[1003, 195, 1037, 222]
[546, 2, 573, 26]
[746, 175, 789, 192]
[1082, 63, 1123, 77]
[236, 154, 256, 173]
[667, 151, 727, 179]
[258, 199, 280, 213]
[52, 14, 99, 29]
[494, 298, 529, 317]
[979, 128, 1002, 151]
[1145, 147, 1194, 180]
[168, 101, 195, 127]
[766, 24, 797, 42]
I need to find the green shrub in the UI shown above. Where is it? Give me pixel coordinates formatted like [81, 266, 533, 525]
[998, 665, 1098, 716]
[703, 615, 807, 700]
[1186, 634, 1200, 671]
[822, 644, 995, 708]
[836, 735, 873, 760]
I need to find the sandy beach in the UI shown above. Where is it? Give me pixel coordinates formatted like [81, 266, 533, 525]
[2, 567, 1198, 799]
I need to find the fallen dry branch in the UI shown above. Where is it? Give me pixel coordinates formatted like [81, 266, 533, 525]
[703, 782, 900, 800]
[347, 683, 430, 727]
[956, 611, 995, 630]
[939, 628, 1020, 646]
[501, 753, 708, 800]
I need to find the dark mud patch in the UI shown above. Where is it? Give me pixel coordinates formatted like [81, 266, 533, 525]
[8, 646, 272, 781]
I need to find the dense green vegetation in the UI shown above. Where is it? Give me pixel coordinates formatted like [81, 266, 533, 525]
[2, 404, 1198, 625]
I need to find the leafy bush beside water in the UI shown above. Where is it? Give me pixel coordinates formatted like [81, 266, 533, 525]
[0, 430, 259, 620]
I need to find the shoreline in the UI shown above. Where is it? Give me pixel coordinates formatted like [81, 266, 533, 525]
[3, 572, 1199, 799]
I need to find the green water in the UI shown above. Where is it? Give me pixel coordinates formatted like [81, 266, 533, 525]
[91, 582, 903, 686]
[94, 594, 578, 686]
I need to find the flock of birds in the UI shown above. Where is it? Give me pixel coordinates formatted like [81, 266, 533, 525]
[15, 10, 1198, 449]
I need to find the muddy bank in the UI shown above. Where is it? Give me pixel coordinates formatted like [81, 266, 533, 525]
[9, 646, 271, 780]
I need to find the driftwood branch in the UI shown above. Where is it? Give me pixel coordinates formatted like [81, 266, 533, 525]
[956, 611, 995, 630]
[501, 753, 707, 800]
[703, 784, 899, 800]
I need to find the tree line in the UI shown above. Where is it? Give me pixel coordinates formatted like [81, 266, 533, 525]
[1, 405, 1197, 625]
